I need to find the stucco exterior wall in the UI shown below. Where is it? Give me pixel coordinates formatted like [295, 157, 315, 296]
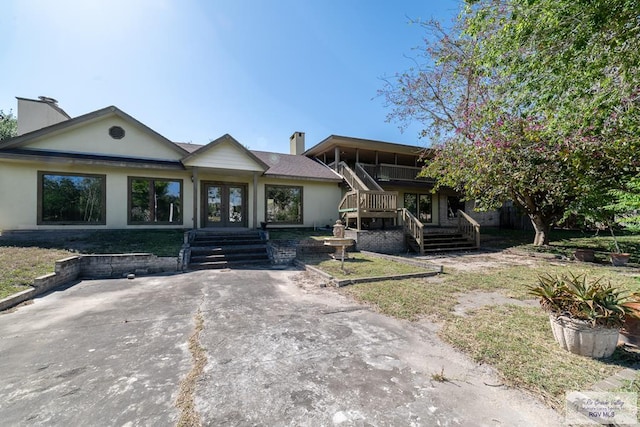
[0, 158, 341, 232]
[0, 159, 192, 231]
[258, 178, 341, 229]
[17, 99, 69, 136]
[0, 161, 39, 230]
[26, 116, 183, 161]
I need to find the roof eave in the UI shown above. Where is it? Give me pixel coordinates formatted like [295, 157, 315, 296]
[0, 106, 190, 157]
[0, 150, 186, 170]
[262, 173, 342, 183]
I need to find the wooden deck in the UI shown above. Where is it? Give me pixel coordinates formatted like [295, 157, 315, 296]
[338, 190, 398, 229]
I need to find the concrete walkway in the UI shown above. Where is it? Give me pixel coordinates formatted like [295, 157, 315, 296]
[0, 268, 562, 426]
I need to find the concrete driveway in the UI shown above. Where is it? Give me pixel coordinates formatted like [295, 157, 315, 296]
[0, 267, 562, 426]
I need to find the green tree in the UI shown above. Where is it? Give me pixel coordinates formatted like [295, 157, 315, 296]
[0, 109, 17, 141]
[381, 0, 640, 245]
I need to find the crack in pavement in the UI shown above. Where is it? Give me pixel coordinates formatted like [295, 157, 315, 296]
[175, 308, 207, 427]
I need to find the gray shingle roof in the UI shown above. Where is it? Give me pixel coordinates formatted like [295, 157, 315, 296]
[175, 142, 201, 153]
[251, 150, 341, 181]
[174, 142, 341, 181]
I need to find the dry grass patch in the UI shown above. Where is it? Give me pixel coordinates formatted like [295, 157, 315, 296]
[340, 255, 640, 410]
[0, 246, 71, 299]
[342, 278, 455, 321]
[440, 305, 630, 409]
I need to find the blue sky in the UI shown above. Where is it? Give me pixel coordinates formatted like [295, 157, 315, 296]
[1, 0, 462, 153]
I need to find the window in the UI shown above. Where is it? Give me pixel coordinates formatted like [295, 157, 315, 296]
[447, 196, 465, 218]
[38, 172, 106, 224]
[404, 193, 432, 223]
[265, 185, 302, 224]
[418, 194, 433, 223]
[129, 177, 183, 224]
[404, 193, 417, 216]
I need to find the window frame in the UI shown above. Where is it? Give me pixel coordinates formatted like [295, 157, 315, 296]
[265, 184, 304, 225]
[37, 171, 107, 225]
[418, 193, 433, 223]
[404, 192, 433, 224]
[127, 176, 184, 225]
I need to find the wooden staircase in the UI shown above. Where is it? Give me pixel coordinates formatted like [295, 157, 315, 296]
[188, 230, 269, 270]
[402, 208, 480, 254]
[407, 231, 477, 253]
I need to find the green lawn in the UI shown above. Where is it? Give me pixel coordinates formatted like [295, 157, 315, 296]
[0, 246, 72, 299]
[302, 252, 430, 279]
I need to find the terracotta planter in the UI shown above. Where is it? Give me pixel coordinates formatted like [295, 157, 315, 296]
[573, 248, 595, 262]
[620, 302, 640, 348]
[610, 253, 631, 266]
[549, 315, 619, 358]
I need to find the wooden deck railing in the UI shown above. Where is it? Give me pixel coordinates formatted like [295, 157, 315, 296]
[339, 190, 398, 229]
[337, 162, 369, 191]
[401, 208, 424, 254]
[457, 209, 480, 249]
[360, 163, 434, 183]
[338, 190, 398, 213]
[354, 163, 383, 191]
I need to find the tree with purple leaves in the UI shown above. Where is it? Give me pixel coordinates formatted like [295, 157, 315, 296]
[381, 0, 640, 245]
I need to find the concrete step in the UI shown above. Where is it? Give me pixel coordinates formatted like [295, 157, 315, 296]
[188, 230, 269, 270]
[190, 244, 267, 255]
[188, 259, 271, 270]
[191, 252, 269, 263]
[422, 244, 477, 253]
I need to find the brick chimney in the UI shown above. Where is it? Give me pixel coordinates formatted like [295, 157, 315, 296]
[16, 96, 70, 135]
[289, 131, 305, 155]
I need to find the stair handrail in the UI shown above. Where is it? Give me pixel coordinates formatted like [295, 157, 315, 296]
[338, 190, 359, 213]
[401, 208, 424, 254]
[457, 210, 480, 249]
[354, 163, 383, 191]
[337, 161, 370, 191]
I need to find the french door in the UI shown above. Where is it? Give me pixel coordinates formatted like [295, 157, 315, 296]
[202, 183, 247, 228]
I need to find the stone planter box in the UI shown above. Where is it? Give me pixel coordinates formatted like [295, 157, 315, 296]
[549, 315, 619, 358]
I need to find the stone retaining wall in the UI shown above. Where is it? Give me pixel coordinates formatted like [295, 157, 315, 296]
[267, 239, 337, 265]
[1, 254, 178, 312]
[345, 229, 406, 254]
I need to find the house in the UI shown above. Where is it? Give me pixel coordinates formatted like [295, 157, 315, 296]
[304, 135, 498, 252]
[0, 97, 498, 254]
[304, 135, 498, 229]
[0, 97, 342, 233]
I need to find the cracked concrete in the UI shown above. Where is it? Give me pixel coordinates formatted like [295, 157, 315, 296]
[0, 268, 562, 426]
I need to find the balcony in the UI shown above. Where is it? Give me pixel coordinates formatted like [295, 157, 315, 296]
[359, 163, 433, 183]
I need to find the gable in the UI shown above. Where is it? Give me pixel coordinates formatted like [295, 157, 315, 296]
[19, 115, 184, 162]
[182, 136, 266, 172]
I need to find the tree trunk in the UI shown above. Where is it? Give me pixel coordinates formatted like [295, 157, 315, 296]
[530, 215, 551, 246]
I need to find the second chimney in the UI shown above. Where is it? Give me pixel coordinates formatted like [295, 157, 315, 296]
[289, 131, 305, 155]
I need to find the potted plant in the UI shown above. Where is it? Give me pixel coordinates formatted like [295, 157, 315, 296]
[608, 233, 631, 266]
[529, 273, 634, 358]
[620, 294, 640, 348]
[566, 186, 634, 266]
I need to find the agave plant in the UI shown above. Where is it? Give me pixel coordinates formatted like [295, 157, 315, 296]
[529, 273, 633, 328]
